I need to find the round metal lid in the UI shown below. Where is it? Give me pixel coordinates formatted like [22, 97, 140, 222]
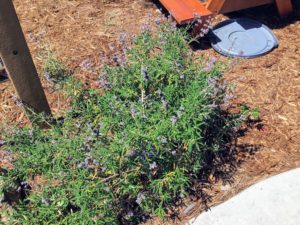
[209, 18, 278, 58]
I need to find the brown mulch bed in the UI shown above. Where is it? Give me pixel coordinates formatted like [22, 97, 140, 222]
[1, 1, 300, 224]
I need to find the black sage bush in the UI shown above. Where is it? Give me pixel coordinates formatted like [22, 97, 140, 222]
[0, 23, 246, 224]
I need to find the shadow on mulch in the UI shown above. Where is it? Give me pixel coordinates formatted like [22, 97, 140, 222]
[159, 117, 263, 222]
[228, 4, 300, 30]
[0, 75, 8, 83]
[0, 61, 8, 83]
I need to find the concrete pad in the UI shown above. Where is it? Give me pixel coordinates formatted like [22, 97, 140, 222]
[189, 168, 300, 225]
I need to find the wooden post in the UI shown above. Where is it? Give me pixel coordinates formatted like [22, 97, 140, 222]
[275, 0, 293, 17]
[206, 0, 225, 13]
[0, 1, 51, 119]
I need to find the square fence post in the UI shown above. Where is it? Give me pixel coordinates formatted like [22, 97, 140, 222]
[0, 1, 51, 120]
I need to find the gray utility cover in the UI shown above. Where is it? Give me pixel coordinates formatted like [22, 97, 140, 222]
[209, 18, 278, 58]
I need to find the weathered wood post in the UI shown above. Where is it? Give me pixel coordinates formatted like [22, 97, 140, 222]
[275, 0, 293, 17]
[0, 1, 51, 119]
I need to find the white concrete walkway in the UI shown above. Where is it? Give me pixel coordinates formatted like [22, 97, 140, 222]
[189, 168, 300, 225]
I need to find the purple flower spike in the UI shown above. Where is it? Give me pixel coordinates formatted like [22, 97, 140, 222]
[155, 18, 161, 26]
[149, 162, 157, 170]
[171, 116, 178, 126]
[130, 104, 137, 117]
[141, 66, 149, 80]
[136, 193, 146, 205]
[0, 140, 6, 146]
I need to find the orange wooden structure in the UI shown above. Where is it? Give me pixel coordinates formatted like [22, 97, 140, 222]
[159, 0, 293, 24]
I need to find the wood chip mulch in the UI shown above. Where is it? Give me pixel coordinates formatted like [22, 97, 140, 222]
[1, 1, 299, 224]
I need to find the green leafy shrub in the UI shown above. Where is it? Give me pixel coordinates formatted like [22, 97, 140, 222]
[43, 53, 71, 83]
[1, 24, 244, 224]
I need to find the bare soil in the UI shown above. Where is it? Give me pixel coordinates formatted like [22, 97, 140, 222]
[1, 1, 299, 224]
